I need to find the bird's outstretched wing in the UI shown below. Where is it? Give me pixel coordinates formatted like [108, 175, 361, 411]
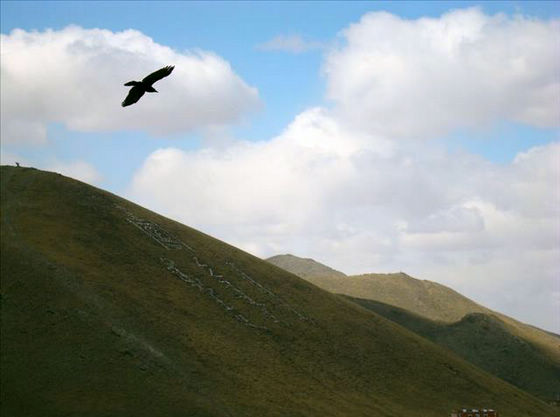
[142, 65, 175, 85]
[121, 86, 146, 107]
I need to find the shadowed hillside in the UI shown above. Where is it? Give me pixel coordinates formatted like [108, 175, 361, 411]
[268, 254, 560, 403]
[346, 296, 560, 402]
[1, 166, 557, 417]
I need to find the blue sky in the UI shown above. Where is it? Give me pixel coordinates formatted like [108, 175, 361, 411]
[1, 1, 559, 332]
[2, 1, 559, 191]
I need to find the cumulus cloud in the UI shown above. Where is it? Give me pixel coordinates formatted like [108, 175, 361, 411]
[128, 105, 559, 331]
[405, 205, 485, 234]
[128, 108, 383, 234]
[0, 150, 102, 185]
[6, 9, 556, 331]
[324, 8, 560, 138]
[0, 151, 31, 167]
[257, 34, 324, 53]
[127, 8, 560, 331]
[45, 160, 103, 185]
[0, 26, 260, 144]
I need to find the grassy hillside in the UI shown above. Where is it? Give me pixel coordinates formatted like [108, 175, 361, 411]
[347, 296, 560, 402]
[1, 166, 557, 417]
[267, 255, 487, 323]
[268, 254, 560, 403]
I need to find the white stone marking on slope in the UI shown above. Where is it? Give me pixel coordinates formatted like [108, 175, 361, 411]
[115, 205, 187, 250]
[116, 204, 291, 328]
[226, 261, 313, 323]
[160, 257, 268, 331]
[190, 256, 280, 324]
[193, 257, 208, 268]
[181, 242, 195, 252]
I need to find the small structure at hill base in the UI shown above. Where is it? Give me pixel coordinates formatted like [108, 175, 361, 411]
[451, 409, 497, 417]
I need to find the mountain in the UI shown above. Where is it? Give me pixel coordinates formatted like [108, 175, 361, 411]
[266, 254, 347, 279]
[347, 297, 560, 402]
[1, 166, 557, 417]
[266, 255, 485, 323]
[267, 254, 560, 403]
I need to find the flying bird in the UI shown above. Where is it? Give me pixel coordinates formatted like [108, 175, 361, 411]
[121, 65, 175, 107]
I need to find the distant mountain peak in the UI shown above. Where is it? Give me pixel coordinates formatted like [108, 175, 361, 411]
[267, 250, 560, 402]
[266, 254, 347, 279]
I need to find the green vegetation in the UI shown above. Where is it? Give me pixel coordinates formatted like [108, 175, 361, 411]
[2, 166, 557, 416]
[268, 254, 560, 404]
[267, 254, 347, 279]
[347, 297, 560, 402]
[266, 256, 498, 330]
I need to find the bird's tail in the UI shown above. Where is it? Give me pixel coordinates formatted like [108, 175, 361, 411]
[124, 81, 142, 87]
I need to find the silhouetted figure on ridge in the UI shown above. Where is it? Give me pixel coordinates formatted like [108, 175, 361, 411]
[121, 65, 175, 107]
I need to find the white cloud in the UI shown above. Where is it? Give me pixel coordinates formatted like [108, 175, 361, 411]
[0, 26, 260, 144]
[5, 10, 556, 332]
[0, 151, 31, 167]
[128, 108, 385, 235]
[46, 160, 103, 185]
[405, 204, 485, 234]
[257, 34, 324, 53]
[128, 102, 560, 331]
[0, 150, 102, 185]
[324, 8, 560, 138]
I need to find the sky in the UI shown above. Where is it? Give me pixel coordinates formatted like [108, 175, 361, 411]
[1, 1, 559, 332]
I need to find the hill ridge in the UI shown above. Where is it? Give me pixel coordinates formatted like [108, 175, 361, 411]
[267, 253, 560, 402]
[346, 296, 560, 402]
[266, 253, 347, 279]
[2, 166, 557, 416]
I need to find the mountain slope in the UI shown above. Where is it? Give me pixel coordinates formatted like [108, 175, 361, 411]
[1, 166, 557, 417]
[266, 254, 347, 279]
[266, 255, 486, 323]
[346, 296, 560, 402]
[267, 254, 560, 403]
